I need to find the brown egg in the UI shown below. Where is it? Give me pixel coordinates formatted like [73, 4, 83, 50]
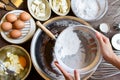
[1, 22, 12, 31]
[19, 56, 26, 68]
[10, 29, 22, 39]
[6, 13, 18, 23]
[19, 12, 31, 21]
[13, 20, 25, 29]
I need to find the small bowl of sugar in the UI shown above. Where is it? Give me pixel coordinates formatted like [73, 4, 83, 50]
[71, 0, 108, 21]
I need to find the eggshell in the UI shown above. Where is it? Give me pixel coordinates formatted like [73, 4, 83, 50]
[19, 12, 31, 21]
[10, 30, 22, 38]
[1, 22, 12, 31]
[6, 13, 18, 23]
[13, 20, 25, 29]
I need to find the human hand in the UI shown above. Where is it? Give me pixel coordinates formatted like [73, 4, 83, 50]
[54, 61, 80, 80]
[95, 31, 116, 63]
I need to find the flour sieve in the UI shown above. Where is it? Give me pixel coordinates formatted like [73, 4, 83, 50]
[54, 25, 102, 79]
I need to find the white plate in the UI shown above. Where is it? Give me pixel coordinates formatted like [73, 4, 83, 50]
[0, 10, 36, 44]
[27, 0, 51, 21]
[111, 33, 120, 50]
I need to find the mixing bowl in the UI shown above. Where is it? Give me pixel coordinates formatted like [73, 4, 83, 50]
[0, 45, 31, 80]
[54, 25, 102, 79]
[71, 0, 108, 21]
[31, 16, 101, 80]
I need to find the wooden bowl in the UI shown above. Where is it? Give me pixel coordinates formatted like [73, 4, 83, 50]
[27, 0, 51, 21]
[49, 0, 70, 16]
[0, 45, 31, 80]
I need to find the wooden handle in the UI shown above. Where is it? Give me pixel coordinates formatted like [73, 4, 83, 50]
[0, 2, 5, 9]
[36, 21, 56, 40]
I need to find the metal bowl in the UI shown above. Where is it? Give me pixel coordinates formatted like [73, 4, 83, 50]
[31, 16, 100, 80]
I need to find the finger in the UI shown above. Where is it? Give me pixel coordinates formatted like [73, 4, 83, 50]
[96, 31, 104, 45]
[54, 61, 69, 77]
[96, 31, 108, 43]
[74, 70, 80, 80]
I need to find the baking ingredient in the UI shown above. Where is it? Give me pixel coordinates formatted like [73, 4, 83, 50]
[31, 0, 46, 17]
[6, 13, 18, 22]
[55, 27, 89, 69]
[13, 20, 25, 29]
[19, 56, 26, 68]
[52, 0, 68, 13]
[19, 12, 31, 21]
[11, 0, 23, 8]
[1, 22, 12, 31]
[10, 29, 22, 38]
[1, 0, 9, 4]
[72, 0, 99, 20]
[1, 11, 33, 40]
[3, 52, 24, 75]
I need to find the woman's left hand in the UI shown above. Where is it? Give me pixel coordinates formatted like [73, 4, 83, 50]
[54, 61, 80, 80]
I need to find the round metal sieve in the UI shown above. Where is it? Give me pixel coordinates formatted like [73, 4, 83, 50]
[54, 25, 102, 78]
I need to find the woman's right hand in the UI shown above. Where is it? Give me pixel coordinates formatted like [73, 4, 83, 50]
[96, 32, 118, 64]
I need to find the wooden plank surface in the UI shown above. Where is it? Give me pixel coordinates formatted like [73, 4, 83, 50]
[0, 0, 120, 80]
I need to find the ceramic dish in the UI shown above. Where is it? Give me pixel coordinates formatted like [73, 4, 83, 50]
[31, 16, 98, 80]
[0, 10, 36, 44]
[0, 45, 31, 80]
[49, 0, 70, 16]
[27, 0, 51, 21]
[111, 33, 120, 50]
[71, 0, 108, 21]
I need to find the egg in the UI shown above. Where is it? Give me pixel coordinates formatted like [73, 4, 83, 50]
[19, 12, 31, 21]
[13, 20, 25, 29]
[6, 13, 18, 23]
[19, 56, 27, 68]
[1, 22, 12, 31]
[10, 29, 22, 38]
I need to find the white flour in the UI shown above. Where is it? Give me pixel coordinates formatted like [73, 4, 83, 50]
[72, 0, 99, 20]
[55, 27, 88, 69]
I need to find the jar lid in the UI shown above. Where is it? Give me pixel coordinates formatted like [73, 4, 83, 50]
[99, 23, 110, 33]
[111, 33, 120, 50]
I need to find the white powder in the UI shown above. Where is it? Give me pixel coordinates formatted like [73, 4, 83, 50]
[55, 27, 88, 69]
[72, 0, 99, 20]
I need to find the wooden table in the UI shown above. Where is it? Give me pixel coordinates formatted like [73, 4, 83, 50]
[0, 0, 120, 80]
